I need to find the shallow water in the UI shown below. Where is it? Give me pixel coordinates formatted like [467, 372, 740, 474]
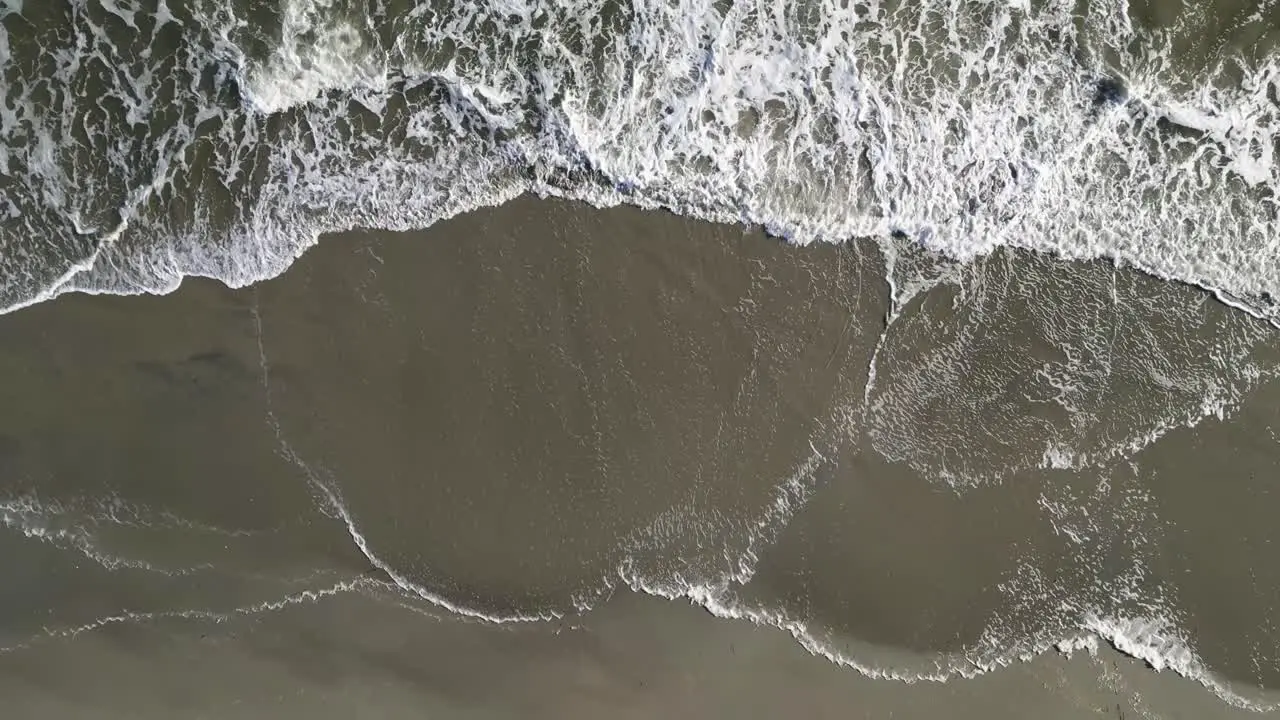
[2, 198, 1280, 715]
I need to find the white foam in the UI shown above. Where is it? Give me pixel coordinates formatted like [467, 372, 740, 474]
[0, 576, 371, 654]
[0, 496, 211, 576]
[1065, 614, 1279, 712]
[242, 0, 388, 113]
[627, 566, 1280, 712]
[621, 560, 1280, 713]
[6, 0, 1280, 322]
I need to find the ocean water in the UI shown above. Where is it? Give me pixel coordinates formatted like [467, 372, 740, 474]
[4, 0, 1280, 716]
[3, 0, 1280, 315]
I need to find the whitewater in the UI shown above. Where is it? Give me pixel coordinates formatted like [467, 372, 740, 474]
[1, 0, 1278, 318]
[4, 0, 1280, 712]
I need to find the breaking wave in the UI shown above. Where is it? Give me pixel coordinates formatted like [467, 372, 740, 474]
[2, 0, 1279, 318]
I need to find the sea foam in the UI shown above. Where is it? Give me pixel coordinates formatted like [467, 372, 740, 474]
[2, 0, 1279, 321]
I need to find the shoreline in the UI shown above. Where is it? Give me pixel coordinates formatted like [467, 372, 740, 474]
[0, 196, 1278, 716]
[8, 190, 1274, 328]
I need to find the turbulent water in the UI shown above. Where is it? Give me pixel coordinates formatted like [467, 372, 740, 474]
[3, 0, 1280, 314]
[5, 0, 1280, 715]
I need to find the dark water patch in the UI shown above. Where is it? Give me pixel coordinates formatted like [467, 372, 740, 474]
[1093, 76, 1128, 108]
[133, 348, 254, 396]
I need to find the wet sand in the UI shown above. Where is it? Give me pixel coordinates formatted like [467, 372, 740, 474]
[1, 197, 1280, 716]
[0, 585, 1272, 720]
